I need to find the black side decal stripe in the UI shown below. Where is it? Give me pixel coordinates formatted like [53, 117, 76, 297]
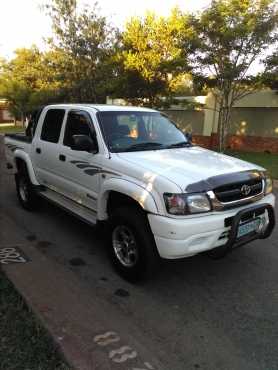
[70, 160, 90, 164]
[6, 144, 24, 152]
[70, 160, 120, 177]
[84, 169, 100, 176]
[76, 164, 101, 169]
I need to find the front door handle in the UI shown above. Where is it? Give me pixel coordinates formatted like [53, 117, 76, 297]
[36, 148, 41, 154]
[59, 154, 66, 162]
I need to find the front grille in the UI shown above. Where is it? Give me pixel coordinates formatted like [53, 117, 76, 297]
[214, 178, 263, 203]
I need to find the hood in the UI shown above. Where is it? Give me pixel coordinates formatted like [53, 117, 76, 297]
[117, 146, 264, 191]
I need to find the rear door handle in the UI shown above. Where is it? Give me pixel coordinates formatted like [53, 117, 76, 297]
[59, 154, 66, 162]
[36, 148, 41, 154]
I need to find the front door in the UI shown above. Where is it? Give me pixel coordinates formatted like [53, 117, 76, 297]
[57, 110, 102, 211]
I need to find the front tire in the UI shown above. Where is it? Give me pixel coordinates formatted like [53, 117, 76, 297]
[109, 206, 160, 282]
[15, 166, 39, 211]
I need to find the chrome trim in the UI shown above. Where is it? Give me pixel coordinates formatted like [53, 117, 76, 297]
[262, 178, 266, 195]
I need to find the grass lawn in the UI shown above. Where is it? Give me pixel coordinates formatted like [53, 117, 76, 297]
[0, 271, 71, 370]
[0, 124, 25, 134]
[228, 151, 278, 179]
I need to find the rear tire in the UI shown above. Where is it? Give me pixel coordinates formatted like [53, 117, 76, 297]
[109, 206, 160, 282]
[15, 165, 39, 211]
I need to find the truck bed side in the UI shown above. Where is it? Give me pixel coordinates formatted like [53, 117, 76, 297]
[4, 134, 32, 175]
[5, 133, 32, 143]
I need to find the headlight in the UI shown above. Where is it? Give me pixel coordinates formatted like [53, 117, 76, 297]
[264, 174, 273, 194]
[164, 193, 211, 215]
[187, 194, 212, 213]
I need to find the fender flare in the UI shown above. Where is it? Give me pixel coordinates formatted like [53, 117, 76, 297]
[14, 150, 40, 186]
[97, 177, 158, 220]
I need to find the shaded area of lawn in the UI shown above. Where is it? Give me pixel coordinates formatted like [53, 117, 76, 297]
[228, 151, 278, 179]
[0, 271, 71, 370]
[0, 125, 25, 134]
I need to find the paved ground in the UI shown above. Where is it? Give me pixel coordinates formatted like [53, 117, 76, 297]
[1, 136, 278, 370]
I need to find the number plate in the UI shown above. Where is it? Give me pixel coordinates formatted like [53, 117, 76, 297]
[237, 217, 264, 239]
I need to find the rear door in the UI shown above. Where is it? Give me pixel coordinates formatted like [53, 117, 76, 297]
[32, 108, 66, 193]
[56, 110, 102, 210]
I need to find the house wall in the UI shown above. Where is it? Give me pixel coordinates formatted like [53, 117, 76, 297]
[232, 90, 278, 108]
[230, 107, 278, 138]
[161, 109, 204, 135]
[197, 90, 278, 153]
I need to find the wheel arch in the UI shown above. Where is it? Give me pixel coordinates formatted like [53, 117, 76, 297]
[97, 178, 158, 220]
[15, 151, 40, 185]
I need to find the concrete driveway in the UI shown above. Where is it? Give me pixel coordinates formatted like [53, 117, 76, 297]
[0, 136, 278, 370]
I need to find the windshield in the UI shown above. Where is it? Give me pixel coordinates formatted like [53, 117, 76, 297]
[97, 111, 190, 153]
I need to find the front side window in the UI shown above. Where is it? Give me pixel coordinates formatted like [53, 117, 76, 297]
[63, 111, 96, 148]
[97, 111, 189, 152]
[41, 109, 65, 143]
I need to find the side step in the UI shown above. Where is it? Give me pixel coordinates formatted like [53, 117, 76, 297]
[38, 188, 97, 226]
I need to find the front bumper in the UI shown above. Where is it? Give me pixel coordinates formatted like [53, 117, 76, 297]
[148, 193, 275, 259]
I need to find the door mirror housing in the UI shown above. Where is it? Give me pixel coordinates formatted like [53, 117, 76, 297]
[71, 135, 97, 153]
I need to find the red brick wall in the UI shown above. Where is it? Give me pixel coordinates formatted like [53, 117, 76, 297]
[228, 135, 278, 153]
[192, 135, 212, 148]
[193, 133, 278, 153]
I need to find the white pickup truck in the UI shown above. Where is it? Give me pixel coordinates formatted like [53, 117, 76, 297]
[4, 104, 275, 280]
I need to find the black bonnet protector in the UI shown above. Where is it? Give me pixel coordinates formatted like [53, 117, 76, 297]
[185, 170, 263, 193]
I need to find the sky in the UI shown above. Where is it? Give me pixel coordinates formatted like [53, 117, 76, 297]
[0, 0, 211, 59]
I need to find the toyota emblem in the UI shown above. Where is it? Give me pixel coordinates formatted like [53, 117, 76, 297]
[241, 184, 251, 196]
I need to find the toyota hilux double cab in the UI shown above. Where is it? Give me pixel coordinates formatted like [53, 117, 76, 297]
[4, 104, 275, 280]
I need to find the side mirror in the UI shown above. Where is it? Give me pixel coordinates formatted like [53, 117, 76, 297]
[185, 132, 193, 143]
[71, 135, 97, 153]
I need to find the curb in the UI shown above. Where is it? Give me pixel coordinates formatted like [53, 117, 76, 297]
[0, 215, 164, 370]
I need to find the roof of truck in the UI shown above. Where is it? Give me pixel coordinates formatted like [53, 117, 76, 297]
[46, 104, 158, 112]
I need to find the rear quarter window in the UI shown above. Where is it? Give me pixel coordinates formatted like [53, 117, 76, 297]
[41, 109, 65, 143]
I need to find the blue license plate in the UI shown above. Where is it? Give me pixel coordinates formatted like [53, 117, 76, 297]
[237, 217, 263, 239]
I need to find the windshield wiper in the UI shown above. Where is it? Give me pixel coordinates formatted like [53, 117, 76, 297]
[166, 141, 191, 149]
[125, 142, 164, 152]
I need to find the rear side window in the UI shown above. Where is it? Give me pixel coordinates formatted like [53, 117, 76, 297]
[41, 109, 65, 143]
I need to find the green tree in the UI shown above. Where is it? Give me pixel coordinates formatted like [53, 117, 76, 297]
[185, 0, 278, 151]
[263, 49, 278, 90]
[0, 79, 31, 123]
[117, 9, 194, 106]
[45, 0, 118, 103]
[0, 47, 64, 123]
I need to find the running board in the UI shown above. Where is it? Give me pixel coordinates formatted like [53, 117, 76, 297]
[38, 188, 97, 226]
